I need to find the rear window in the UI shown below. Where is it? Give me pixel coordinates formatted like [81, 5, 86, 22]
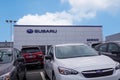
[21, 47, 40, 53]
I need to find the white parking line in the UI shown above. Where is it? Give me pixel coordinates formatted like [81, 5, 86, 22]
[27, 72, 40, 75]
[40, 72, 46, 80]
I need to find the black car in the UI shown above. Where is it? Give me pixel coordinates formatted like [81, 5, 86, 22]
[95, 41, 120, 63]
[0, 48, 26, 80]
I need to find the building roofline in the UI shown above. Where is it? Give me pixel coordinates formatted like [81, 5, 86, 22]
[106, 32, 120, 37]
[14, 25, 102, 28]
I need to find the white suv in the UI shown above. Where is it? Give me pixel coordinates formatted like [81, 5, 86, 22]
[44, 43, 120, 80]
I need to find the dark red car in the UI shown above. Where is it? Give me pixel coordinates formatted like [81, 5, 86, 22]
[21, 47, 44, 67]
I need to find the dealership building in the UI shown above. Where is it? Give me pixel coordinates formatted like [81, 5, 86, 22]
[0, 42, 13, 48]
[14, 25, 103, 52]
[106, 33, 120, 41]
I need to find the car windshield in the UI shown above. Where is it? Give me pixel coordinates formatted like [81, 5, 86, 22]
[55, 45, 98, 59]
[0, 49, 13, 63]
[22, 47, 40, 53]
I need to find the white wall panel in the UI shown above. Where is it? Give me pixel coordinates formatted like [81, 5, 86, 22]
[14, 25, 102, 49]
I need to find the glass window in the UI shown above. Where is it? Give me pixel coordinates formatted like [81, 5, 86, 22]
[108, 43, 119, 53]
[0, 49, 13, 63]
[14, 49, 21, 59]
[55, 45, 98, 59]
[48, 47, 53, 56]
[21, 47, 40, 53]
[99, 44, 107, 52]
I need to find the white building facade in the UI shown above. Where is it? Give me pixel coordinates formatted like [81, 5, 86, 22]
[106, 33, 120, 41]
[14, 25, 103, 50]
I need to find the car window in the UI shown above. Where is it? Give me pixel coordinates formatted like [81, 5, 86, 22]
[14, 49, 21, 60]
[108, 43, 119, 53]
[55, 45, 98, 59]
[0, 49, 13, 63]
[98, 44, 107, 52]
[21, 47, 40, 53]
[48, 47, 53, 56]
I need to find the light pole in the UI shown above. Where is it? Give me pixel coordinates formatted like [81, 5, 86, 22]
[6, 20, 17, 48]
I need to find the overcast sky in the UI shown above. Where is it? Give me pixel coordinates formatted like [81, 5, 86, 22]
[0, 0, 120, 41]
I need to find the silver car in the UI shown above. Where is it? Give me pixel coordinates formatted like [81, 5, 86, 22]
[0, 48, 26, 80]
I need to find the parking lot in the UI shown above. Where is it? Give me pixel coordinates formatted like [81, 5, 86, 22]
[26, 66, 48, 80]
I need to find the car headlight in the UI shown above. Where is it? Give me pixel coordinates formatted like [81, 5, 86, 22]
[0, 72, 10, 80]
[58, 67, 78, 75]
[115, 63, 120, 70]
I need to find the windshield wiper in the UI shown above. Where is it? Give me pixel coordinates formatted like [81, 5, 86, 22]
[83, 55, 97, 57]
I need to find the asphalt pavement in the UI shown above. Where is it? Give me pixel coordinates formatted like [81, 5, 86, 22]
[26, 66, 47, 80]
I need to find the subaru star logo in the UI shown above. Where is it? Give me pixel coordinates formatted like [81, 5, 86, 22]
[27, 29, 33, 34]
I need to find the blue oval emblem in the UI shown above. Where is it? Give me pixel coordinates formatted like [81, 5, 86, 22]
[27, 29, 33, 34]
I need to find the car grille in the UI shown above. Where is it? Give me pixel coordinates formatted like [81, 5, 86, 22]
[82, 68, 114, 78]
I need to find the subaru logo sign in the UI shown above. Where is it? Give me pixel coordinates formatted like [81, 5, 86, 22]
[27, 29, 33, 34]
[26, 29, 57, 34]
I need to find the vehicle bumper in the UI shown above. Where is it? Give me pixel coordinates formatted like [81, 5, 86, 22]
[25, 61, 43, 66]
[56, 70, 120, 80]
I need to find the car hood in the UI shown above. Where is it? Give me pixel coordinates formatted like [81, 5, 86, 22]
[55, 55, 117, 71]
[0, 62, 14, 76]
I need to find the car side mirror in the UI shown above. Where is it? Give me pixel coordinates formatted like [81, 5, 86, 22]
[17, 57, 25, 62]
[13, 57, 25, 66]
[45, 55, 52, 60]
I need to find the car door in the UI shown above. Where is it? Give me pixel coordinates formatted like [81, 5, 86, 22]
[44, 46, 54, 79]
[14, 49, 26, 80]
[107, 43, 120, 62]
